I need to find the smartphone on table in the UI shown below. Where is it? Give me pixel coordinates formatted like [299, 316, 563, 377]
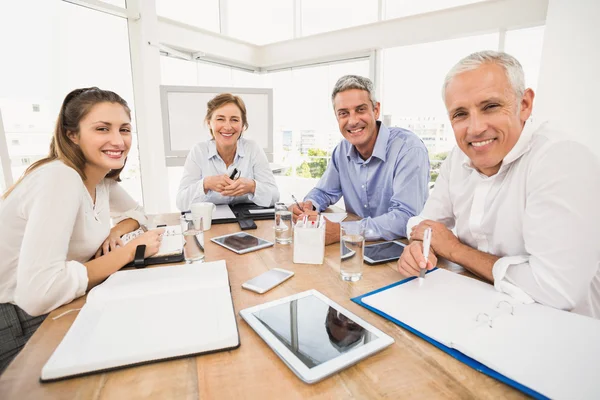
[242, 268, 294, 294]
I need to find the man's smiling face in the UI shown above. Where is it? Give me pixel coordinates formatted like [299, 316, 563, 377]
[445, 63, 534, 176]
[334, 89, 380, 160]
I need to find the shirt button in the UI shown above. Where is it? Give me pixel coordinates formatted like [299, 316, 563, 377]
[361, 185, 365, 188]
[364, 204, 368, 208]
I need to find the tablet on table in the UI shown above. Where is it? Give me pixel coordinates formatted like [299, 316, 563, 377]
[363, 241, 406, 265]
[240, 290, 394, 384]
[211, 232, 274, 254]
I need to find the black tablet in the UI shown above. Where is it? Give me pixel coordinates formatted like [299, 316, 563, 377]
[211, 232, 274, 254]
[363, 241, 406, 265]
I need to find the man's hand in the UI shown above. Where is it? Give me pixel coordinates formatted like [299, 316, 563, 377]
[204, 174, 235, 194]
[220, 177, 256, 197]
[325, 221, 341, 245]
[397, 241, 438, 277]
[410, 220, 460, 260]
[289, 201, 316, 223]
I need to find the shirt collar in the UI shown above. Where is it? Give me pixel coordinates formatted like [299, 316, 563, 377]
[207, 138, 246, 160]
[346, 121, 389, 163]
[461, 121, 536, 173]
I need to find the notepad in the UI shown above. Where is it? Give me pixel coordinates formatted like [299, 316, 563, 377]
[41, 261, 240, 382]
[121, 225, 182, 257]
[247, 208, 275, 215]
[354, 269, 600, 399]
[322, 213, 347, 223]
[213, 204, 237, 220]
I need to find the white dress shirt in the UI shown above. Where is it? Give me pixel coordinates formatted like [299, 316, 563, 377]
[407, 122, 600, 318]
[176, 138, 279, 211]
[0, 160, 146, 316]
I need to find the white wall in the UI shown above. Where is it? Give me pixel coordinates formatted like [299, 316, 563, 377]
[535, 0, 600, 158]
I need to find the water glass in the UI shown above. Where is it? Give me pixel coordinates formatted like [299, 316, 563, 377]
[340, 224, 365, 282]
[180, 214, 205, 263]
[274, 202, 293, 244]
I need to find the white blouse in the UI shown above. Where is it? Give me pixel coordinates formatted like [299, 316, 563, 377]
[0, 160, 145, 316]
[176, 138, 279, 211]
[407, 122, 600, 318]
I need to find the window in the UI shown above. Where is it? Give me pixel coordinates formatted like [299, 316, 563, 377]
[156, 0, 220, 33]
[225, 0, 294, 45]
[504, 26, 545, 92]
[0, 0, 143, 203]
[382, 33, 499, 182]
[301, 0, 378, 37]
[384, 0, 490, 20]
[160, 56, 368, 209]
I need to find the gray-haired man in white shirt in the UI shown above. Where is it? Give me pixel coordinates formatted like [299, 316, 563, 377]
[398, 50, 600, 318]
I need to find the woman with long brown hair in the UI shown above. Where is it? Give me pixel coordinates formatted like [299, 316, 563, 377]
[0, 87, 163, 372]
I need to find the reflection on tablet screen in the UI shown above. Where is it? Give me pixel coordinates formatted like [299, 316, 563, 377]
[222, 234, 260, 251]
[252, 295, 377, 368]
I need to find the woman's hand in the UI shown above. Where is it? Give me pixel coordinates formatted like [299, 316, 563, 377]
[220, 178, 256, 197]
[204, 174, 235, 194]
[125, 228, 165, 259]
[95, 230, 125, 258]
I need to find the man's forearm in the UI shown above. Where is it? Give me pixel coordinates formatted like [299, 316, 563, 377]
[446, 242, 499, 282]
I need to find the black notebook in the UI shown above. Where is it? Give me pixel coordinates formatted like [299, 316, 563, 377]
[121, 225, 184, 267]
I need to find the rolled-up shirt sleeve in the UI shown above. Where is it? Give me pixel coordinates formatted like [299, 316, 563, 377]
[246, 143, 279, 207]
[14, 168, 89, 316]
[491, 142, 600, 311]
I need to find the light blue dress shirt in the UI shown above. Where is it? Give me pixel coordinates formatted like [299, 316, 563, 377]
[176, 138, 279, 211]
[305, 122, 429, 240]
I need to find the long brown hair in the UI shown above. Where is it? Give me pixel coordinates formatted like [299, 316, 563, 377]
[205, 93, 249, 137]
[2, 87, 131, 199]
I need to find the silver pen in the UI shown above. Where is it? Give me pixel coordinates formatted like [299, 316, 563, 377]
[419, 227, 432, 287]
[291, 194, 305, 212]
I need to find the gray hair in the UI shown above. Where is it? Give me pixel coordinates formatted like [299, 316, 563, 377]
[331, 75, 378, 109]
[442, 50, 526, 102]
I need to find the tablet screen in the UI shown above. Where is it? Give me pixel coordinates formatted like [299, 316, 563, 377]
[364, 242, 405, 262]
[252, 294, 378, 368]
[212, 233, 271, 252]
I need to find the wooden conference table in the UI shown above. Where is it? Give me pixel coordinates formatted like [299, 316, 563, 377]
[0, 214, 526, 400]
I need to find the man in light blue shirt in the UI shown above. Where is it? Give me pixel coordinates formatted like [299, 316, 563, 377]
[291, 75, 430, 244]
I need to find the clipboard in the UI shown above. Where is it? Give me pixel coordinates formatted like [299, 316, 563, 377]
[351, 268, 600, 400]
[351, 270, 544, 399]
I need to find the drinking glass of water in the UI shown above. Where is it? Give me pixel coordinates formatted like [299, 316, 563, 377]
[274, 202, 293, 244]
[180, 214, 205, 263]
[340, 223, 365, 282]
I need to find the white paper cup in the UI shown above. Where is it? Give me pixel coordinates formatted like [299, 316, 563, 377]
[191, 202, 216, 231]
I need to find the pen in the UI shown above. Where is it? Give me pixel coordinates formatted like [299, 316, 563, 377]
[291, 195, 304, 212]
[419, 227, 432, 287]
[229, 168, 239, 180]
